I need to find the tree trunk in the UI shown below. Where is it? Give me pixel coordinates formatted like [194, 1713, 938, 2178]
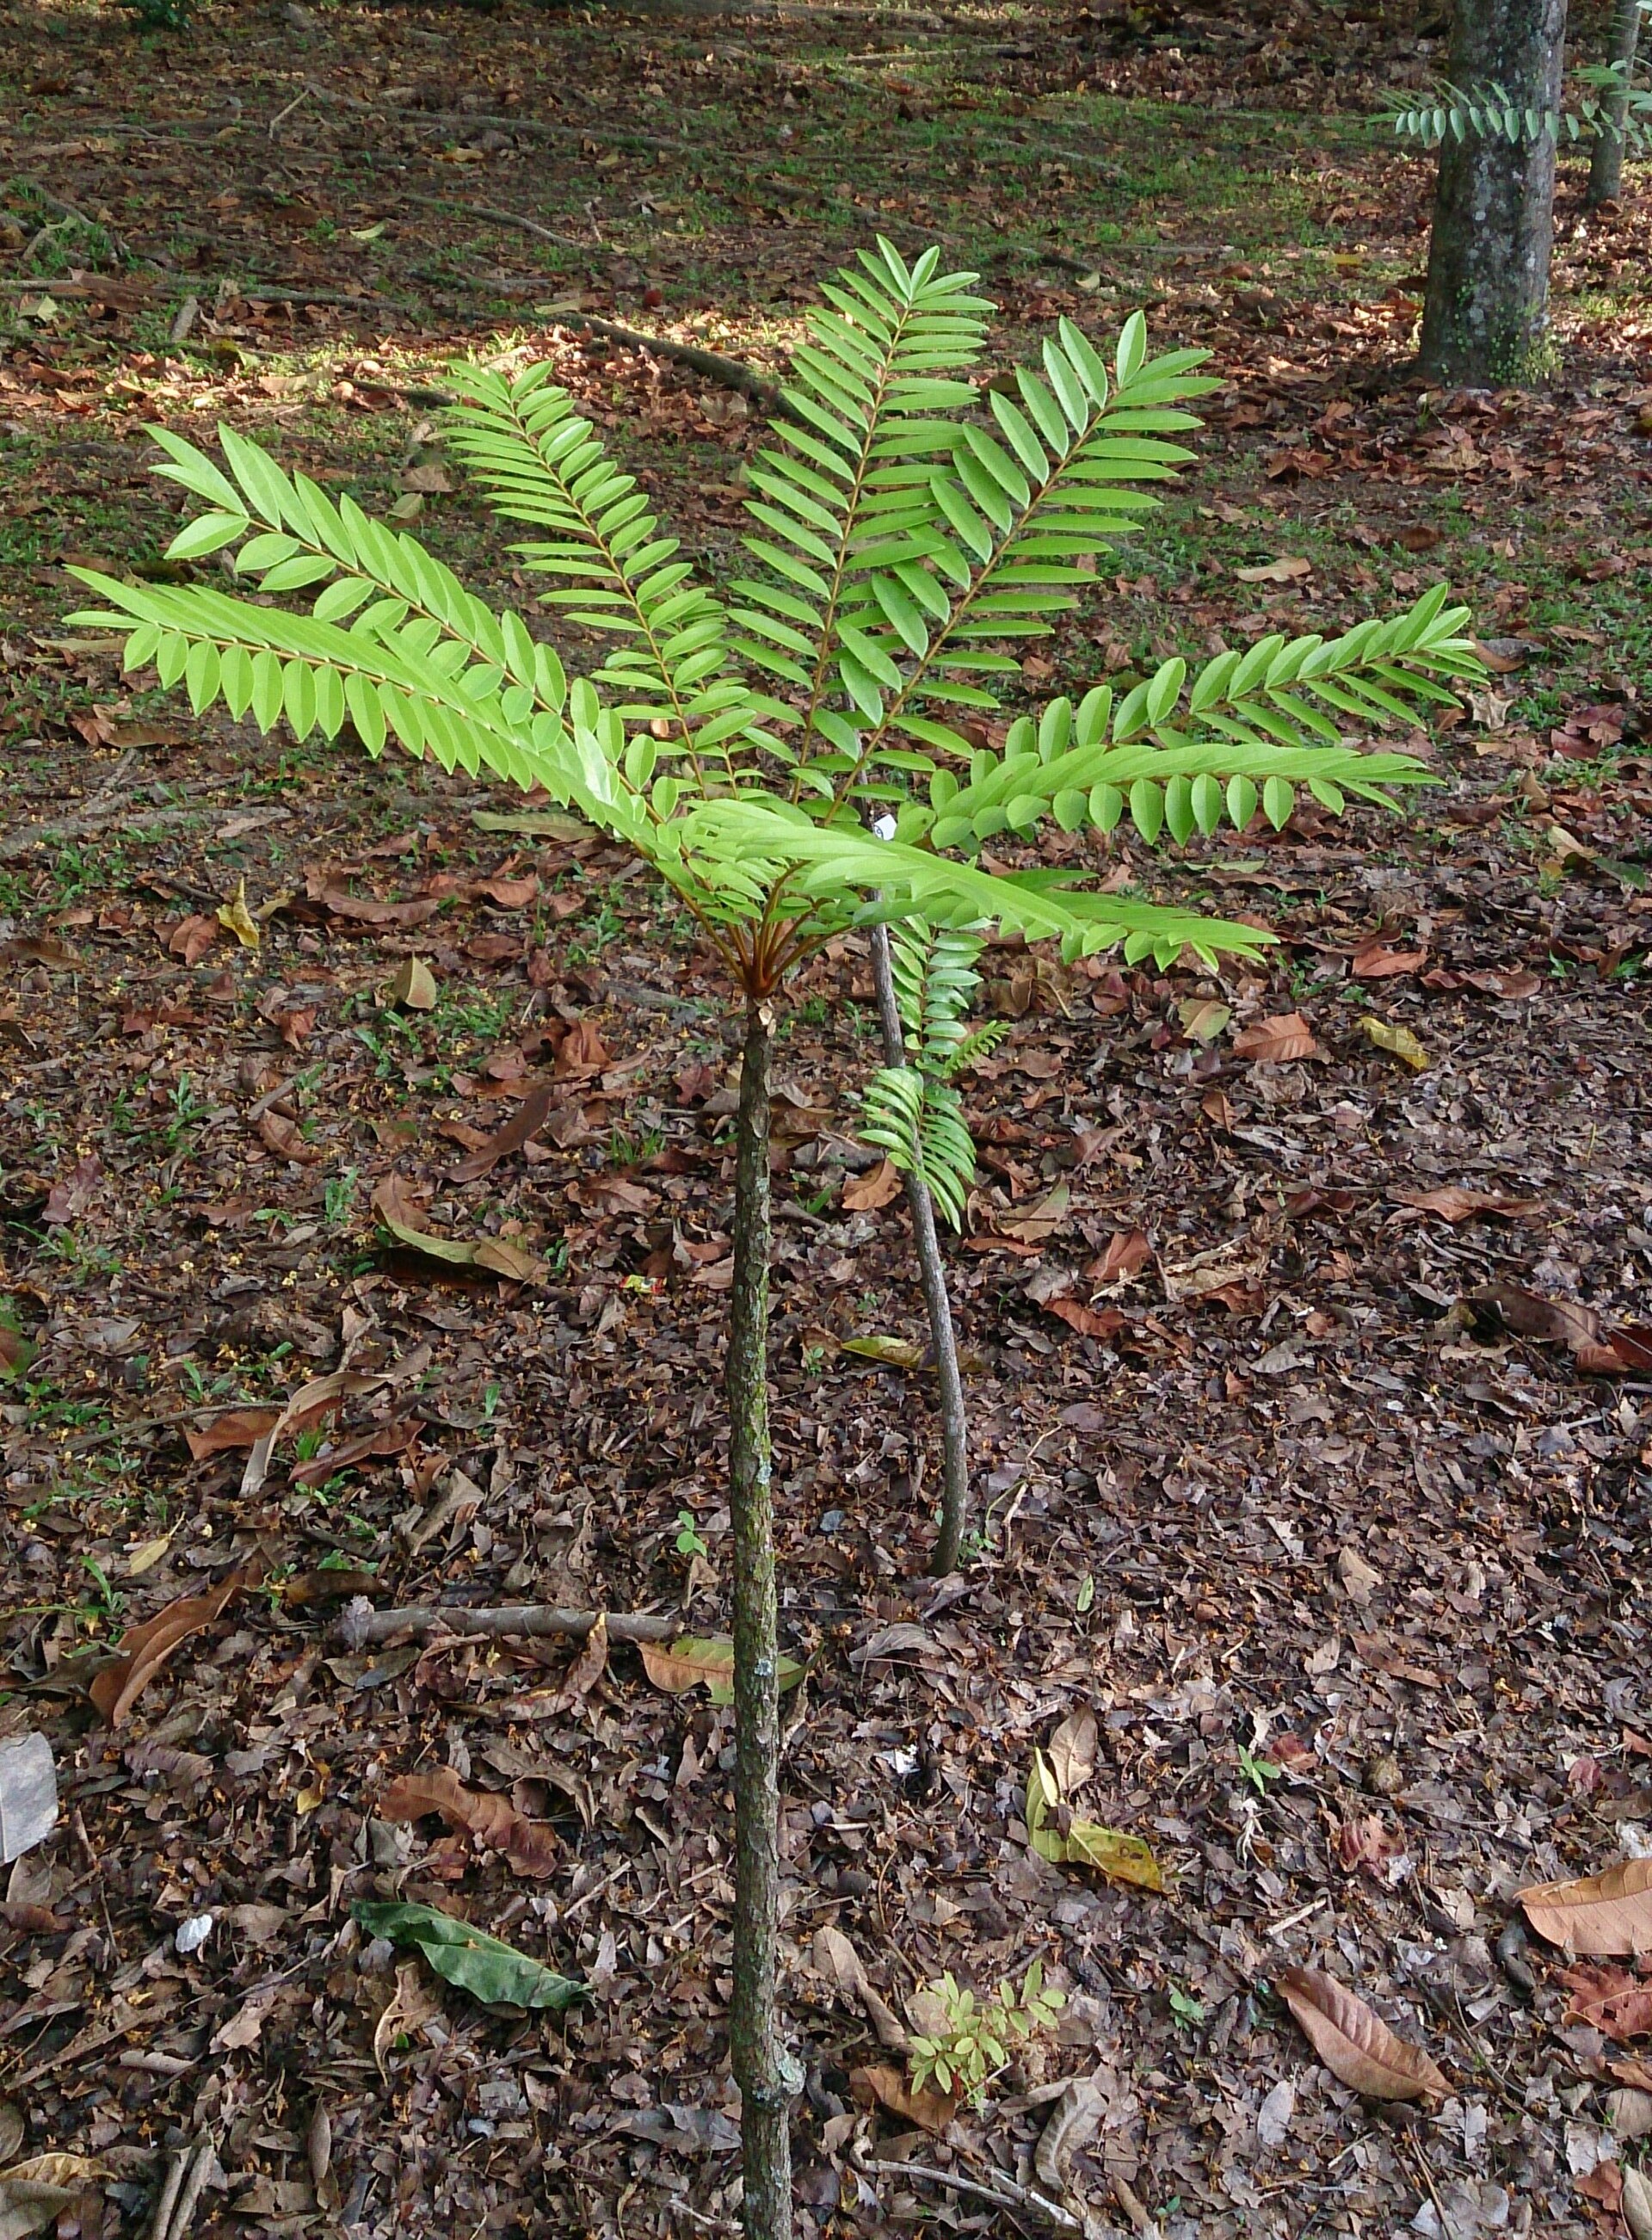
[1587, 0, 1640, 205]
[1418, 0, 1568, 385]
[869, 923, 971, 1577]
[726, 997, 795, 2240]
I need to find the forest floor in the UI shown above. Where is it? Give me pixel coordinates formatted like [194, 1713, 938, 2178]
[1, 0, 1650, 2236]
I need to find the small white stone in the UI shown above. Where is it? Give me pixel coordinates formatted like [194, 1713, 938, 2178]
[175, 1912, 215, 1956]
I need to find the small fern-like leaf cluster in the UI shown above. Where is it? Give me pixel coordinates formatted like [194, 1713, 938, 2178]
[1384, 62, 1652, 147]
[858, 919, 1008, 1229]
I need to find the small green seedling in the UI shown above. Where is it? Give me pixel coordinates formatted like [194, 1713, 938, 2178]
[908, 1959, 1064, 2105]
[675, 1509, 709, 1561]
[1168, 1985, 1208, 2030]
[1237, 1743, 1283, 1795]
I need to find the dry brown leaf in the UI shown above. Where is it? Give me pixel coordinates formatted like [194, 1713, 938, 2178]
[390, 956, 438, 1010]
[1560, 1964, 1652, 2040]
[1046, 1708, 1098, 1798]
[849, 2062, 957, 2136]
[1232, 1011, 1321, 1063]
[1043, 1297, 1126, 1341]
[842, 1157, 903, 1212]
[1088, 1229, 1150, 1286]
[182, 1407, 280, 1460]
[1392, 1187, 1542, 1223]
[89, 1570, 254, 1726]
[1625, 2166, 1652, 2240]
[377, 1766, 559, 1877]
[1277, 1965, 1447, 2101]
[1519, 1860, 1652, 1956]
[811, 1926, 909, 2052]
[257, 1108, 321, 1163]
[450, 1084, 556, 1183]
[554, 1018, 609, 1077]
[1350, 939, 1427, 978]
[1235, 555, 1311, 582]
[0, 2152, 108, 2238]
[1034, 2073, 1107, 2193]
[550, 1612, 608, 1711]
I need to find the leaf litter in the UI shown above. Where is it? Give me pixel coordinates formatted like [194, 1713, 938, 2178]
[2, 0, 1651, 2232]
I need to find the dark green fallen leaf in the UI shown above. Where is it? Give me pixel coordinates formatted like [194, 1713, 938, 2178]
[354, 1900, 583, 2010]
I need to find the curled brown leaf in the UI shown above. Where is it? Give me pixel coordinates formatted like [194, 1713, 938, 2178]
[1519, 1859, 1652, 1957]
[377, 1767, 559, 1878]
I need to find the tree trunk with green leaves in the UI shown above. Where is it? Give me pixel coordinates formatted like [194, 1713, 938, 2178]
[1419, 0, 1568, 384]
[726, 999, 794, 2240]
[869, 923, 970, 1577]
[1587, 0, 1641, 203]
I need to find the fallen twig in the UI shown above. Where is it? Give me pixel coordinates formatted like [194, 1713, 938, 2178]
[854, 2151, 1082, 2231]
[10, 177, 159, 270]
[330, 1599, 679, 1650]
[400, 190, 597, 256]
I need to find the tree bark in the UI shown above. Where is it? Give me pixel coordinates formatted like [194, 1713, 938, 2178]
[726, 997, 795, 2240]
[1418, 0, 1568, 385]
[868, 923, 971, 1577]
[1587, 0, 1640, 204]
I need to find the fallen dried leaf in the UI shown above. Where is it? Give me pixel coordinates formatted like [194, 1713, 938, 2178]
[1034, 2072, 1107, 2191]
[1392, 1187, 1542, 1223]
[182, 1407, 280, 1459]
[1519, 1859, 1652, 1956]
[378, 1766, 560, 1877]
[451, 1084, 556, 1183]
[850, 2062, 957, 2136]
[216, 877, 261, 949]
[1624, 2164, 1652, 2240]
[1232, 1011, 1321, 1063]
[1561, 1965, 1652, 2041]
[1236, 555, 1311, 582]
[89, 1569, 254, 1725]
[1277, 1965, 1447, 2100]
[812, 1926, 909, 2052]
[1043, 1297, 1127, 1341]
[640, 1635, 803, 1703]
[1359, 1015, 1428, 1070]
[42, 1155, 102, 1225]
[389, 956, 438, 1010]
[842, 1157, 903, 1212]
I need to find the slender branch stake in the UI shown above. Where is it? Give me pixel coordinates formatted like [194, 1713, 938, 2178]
[870, 922, 971, 1576]
[852, 2151, 1082, 2231]
[727, 998, 795, 2240]
[1587, 0, 1642, 206]
[327, 1601, 676, 1650]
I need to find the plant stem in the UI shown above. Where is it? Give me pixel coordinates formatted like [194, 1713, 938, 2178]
[727, 996, 794, 2240]
[869, 923, 970, 1577]
[1587, 0, 1641, 205]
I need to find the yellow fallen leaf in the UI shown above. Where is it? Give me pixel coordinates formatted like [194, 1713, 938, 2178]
[1178, 996, 1230, 1043]
[1236, 556, 1311, 583]
[639, 1635, 804, 1704]
[842, 1334, 925, 1370]
[1026, 1751, 1164, 1891]
[1360, 1015, 1428, 1071]
[123, 1532, 173, 1577]
[390, 957, 438, 1011]
[216, 877, 261, 949]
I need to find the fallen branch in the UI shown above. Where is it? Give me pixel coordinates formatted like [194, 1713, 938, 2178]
[401, 266, 786, 413]
[329, 1599, 679, 1650]
[853, 2152, 1082, 2231]
[400, 190, 598, 256]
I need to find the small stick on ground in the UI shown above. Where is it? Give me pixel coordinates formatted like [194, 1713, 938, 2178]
[163, 2138, 216, 2240]
[400, 191, 598, 257]
[854, 2151, 1082, 2231]
[329, 1600, 679, 1650]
